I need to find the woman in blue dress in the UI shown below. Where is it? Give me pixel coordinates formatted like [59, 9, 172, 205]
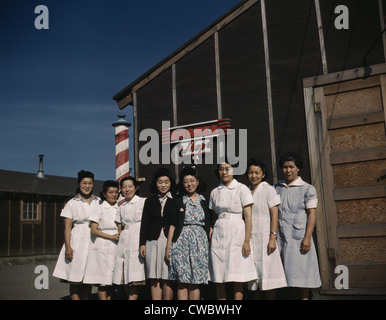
[165, 166, 211, 300]
[274, 152, 322, 299]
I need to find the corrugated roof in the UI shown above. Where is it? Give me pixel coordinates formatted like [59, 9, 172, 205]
[0, 169, 105, 197]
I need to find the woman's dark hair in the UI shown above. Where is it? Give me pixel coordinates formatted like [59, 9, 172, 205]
[99, 180, 119, 200]
[214, 158, 240, 179]
[75, 169, 94, 194]
[149, 167, 177, 195]
[245, 158, 268, 181]
[278, 152, 303, 170]
[77, 170, 94, 183]
[177, 166, 206, 195]
[120, 176, 140, 195]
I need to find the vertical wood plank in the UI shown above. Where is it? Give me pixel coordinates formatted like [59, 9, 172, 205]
[304, 86, 332, 289]
[133, 92, 139, 178]
[379, 75, 386, 133]
[314, 0, 328, 74]
[214, 32, 222, 120]
[314, 86, 342, 265]
[261, 0, 277, 184]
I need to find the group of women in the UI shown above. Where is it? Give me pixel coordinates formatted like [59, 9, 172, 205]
[53, 152, 322, 300]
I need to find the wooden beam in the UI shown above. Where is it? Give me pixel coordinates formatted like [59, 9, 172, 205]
[303, 63, 386, 88]
[327, 111, 385, 130]
[314, 0, 328, 74]
[303, 86, 332, 290]
[314, 86, 342, 265]
[337, 224, 386, 238]
[214, 32, 222, 119]
[330, 146, 386, 165]
[261, 0, 277, 184]
[380, 75, 386, 133]
[133, 92, 139, 178]
[323, 76, 380, 95]
[334, 185, 386, 201]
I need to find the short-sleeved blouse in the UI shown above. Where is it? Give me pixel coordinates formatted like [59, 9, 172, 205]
[209, 179, 253, 214]
[60, 194, 100, 223]
[89, 201, 119, 231]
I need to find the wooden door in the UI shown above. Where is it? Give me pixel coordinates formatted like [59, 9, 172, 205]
[305, 70, 386, 295]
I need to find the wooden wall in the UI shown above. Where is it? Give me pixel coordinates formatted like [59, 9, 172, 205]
[0, 193, 67, 257]
[306, 69, 386, 294]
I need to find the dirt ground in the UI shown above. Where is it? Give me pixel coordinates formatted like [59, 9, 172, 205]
[0, 256, 68, 300]
[0, 255, 384, 300]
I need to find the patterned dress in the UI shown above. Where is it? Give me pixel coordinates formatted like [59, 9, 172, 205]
[169, 195, 209, 284]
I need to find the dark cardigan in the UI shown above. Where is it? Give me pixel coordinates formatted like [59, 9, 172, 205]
[139, 193, 175, 246]
[169, 195, 211, 243]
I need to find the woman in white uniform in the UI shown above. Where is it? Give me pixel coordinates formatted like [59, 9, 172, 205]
[113, 176, 146, 300]
[209, 162, 257, 300]
[83, 180, 120, 300]
[246, 159, 287, 299]
[53, 170, 99, 300]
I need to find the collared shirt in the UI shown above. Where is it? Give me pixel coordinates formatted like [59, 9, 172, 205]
[89, 200, 119, 232]
[159, 192, 173, 217]
[209, 179, 253, 215]
[182, 194, 206, 226]
[275, 177, 318, 211]
[115, 195, 146, 225]
[60, 193, 100, 224]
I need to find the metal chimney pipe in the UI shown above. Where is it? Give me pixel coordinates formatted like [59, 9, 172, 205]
[37, 154, 45, 178]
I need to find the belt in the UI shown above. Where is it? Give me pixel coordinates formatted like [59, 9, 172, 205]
[123, 222, 140, 229]
[217, 213, 242, 220]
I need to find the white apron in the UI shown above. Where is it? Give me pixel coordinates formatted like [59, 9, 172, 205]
[53, 195, 99, 283]
[209, 179, 257, 283]
[248, 182, 287, 291]
[113, 195, 146, 284]
[53, 223, 91, 282]
[83, 201, 119, 285]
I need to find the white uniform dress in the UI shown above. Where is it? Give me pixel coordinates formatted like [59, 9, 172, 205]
[83, 200, 119, 285]
[53, 194, 100, 283]
[248, 181, 287, 291]
[209, 179, 258, 283]
[113, 195, 146, 284]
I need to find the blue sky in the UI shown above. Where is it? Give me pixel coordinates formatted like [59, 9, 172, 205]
[0, 0, 240, 181]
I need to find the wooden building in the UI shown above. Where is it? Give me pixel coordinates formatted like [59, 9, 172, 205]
[113, 0, 386, 296]
[0, 169, 103, 257]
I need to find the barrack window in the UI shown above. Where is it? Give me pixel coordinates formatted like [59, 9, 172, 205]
[21, 201, 40, 221]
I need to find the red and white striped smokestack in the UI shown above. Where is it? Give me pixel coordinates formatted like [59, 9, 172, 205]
[112, 115, 131, 184]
